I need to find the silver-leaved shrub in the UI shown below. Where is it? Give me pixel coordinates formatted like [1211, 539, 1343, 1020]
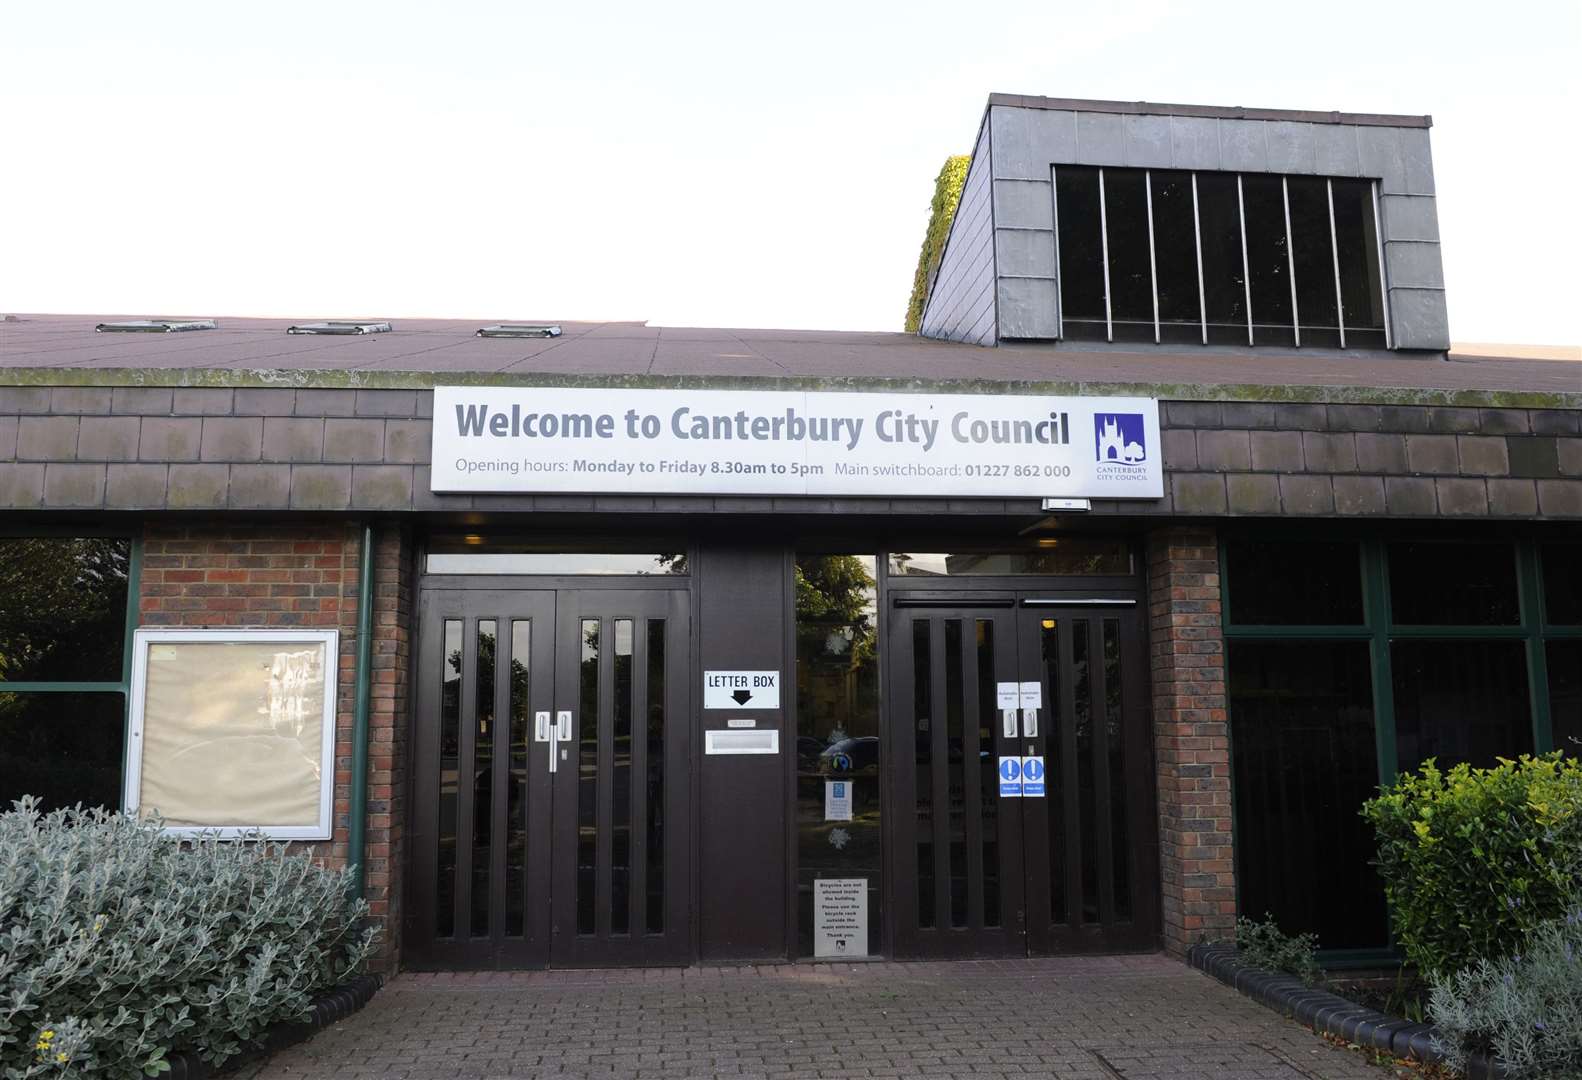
[0, 798, 376, 1078]
[1429, 907, 1582, 1079]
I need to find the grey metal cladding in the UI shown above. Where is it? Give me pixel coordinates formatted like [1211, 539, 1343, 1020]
[960, 98, 1447, 349]
[990, 106, 1077, 180]
[920, 121, 997, 345]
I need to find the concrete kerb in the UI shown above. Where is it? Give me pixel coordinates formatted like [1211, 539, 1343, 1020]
[163, 973, 382, 1080]
[1186, 942, 1509, 1080]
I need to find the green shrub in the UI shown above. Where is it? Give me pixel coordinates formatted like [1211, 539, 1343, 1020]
[1233, 913, 1322, 985]
[0, 798, 376, 1078]
[1360, 753, 1582, 977]
[1428, 907, 1582, 1079]
[903, 155, 970, 333]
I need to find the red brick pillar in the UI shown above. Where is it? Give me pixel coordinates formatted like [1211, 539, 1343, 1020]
[1146, 526, 1235, 955]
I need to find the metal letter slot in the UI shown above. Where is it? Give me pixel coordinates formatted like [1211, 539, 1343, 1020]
[534, 711, 553, 742]
[1002, 709, 1018, 739]
[1022, 708, 1038, 738]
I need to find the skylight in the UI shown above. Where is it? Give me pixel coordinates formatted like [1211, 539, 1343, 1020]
[285, 322, 393, 335]
[95, 319, 217, 333]
[475, 324, 563, 338]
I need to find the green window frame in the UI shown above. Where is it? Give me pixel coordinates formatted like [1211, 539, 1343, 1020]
[0, 530, 142, 811]
[1220, 532, 1579, 965]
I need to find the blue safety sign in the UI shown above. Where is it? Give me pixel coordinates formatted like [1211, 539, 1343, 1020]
[1021, 756, 1046, 797]
[998, 756, 1022, 798]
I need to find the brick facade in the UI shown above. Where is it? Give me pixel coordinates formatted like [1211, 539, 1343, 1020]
[1146, 526, 1235, 955]
[138, 522, 409, 971]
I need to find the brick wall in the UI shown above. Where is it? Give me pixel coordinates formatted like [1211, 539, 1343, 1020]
[138, 522, 409, 971]
[1146, 525, 1234, 955]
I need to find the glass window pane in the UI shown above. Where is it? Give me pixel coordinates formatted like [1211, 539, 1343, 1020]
[1072, 620, 1098, 924]
[1548, 641, 1581, 758]
[426, 549, 686, 575]
[507, 620, 530, 938]
[437, 619, 461, 937]
[1194, 173, 1249, 345]
[1055, 166, 1107, 341]
[1542, 544, 1581, 625]
[973, 619, 1000, 928]
[577, 618, 600, 936]
[1331, 178, 1387, 348]
[1389, 542, 1519, 625]
[472, 620, 495, 938]
[645, 619, 666, 934]
[1392, 640, 1532, 775]
[887, 540, 1131, 578]
[944, 620, 967, 928]
[1040, 619, 1066, 924]
[1102, 618, 1131, 921]
[1104, 168, 1154, 342]
[1287, 177, 1340, 348]
[1229, 642, 1387, 949]
[794, 556, 881, 956]
[913, 618, 934, 930]
[0, 691, 125, 812]
[1150, 170, 1201, 343]
[1241, 174, 1295, 346]
[0, 537, 130, 683]
[1224, 539, 1363, 625]
[611, 619, 633, 935]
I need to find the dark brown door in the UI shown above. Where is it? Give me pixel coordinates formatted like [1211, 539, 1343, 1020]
[887, 596, 1157, 957]
[550, 590, 691, 966]
[407, 587, 691, 969]
[889, 599, 1027, 956]
[1017, 601, 1158, 953]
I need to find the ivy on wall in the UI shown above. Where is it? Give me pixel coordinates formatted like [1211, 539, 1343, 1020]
[903, 154, 969, 333]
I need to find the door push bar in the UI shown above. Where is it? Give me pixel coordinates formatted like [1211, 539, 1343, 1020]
[1000, 708, 1039, 739]
[534, 710, 575, 771]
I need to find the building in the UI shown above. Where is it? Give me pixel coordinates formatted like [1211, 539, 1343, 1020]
[1, 94, 1578, 973]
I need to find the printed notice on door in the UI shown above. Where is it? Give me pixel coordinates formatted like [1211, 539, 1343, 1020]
[814, 878, 869, 958]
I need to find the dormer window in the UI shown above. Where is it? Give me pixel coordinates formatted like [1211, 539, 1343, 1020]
[1054, 166, 1388, 349]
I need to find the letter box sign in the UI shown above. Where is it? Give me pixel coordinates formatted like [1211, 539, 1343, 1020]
[430, 386, 1162, 499]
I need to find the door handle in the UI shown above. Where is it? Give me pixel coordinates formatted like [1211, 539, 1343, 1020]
[1022, 708, 1038, 739]
[1002, 709, 1018, 739]
[546, 710, 573, 773]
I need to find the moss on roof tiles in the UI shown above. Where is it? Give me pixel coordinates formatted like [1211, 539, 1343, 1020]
[1, 365, 1577, 410]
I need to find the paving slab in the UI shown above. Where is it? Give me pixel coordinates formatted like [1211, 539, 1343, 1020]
[237, 955, 1386, 1080]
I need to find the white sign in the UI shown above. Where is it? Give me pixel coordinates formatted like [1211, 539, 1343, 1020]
[996, 682, 1019, 710]
[703, 670, 780, 709]
[430, 387, 1163, 499]
[1022, 756, 1046, 798]
[998, 756, 1022, 798]
[825, 780, 853, 822]
[814, 878, 869, 958]
[1018, 681, 1042, 709]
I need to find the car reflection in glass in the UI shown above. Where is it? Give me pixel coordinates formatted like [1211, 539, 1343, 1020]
[818, 736, 879, 776]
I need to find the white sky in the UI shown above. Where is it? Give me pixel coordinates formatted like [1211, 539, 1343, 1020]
[2, 0, 1578, 344]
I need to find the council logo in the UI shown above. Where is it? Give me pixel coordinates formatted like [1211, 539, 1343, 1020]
[1094, 413, 1147, 465]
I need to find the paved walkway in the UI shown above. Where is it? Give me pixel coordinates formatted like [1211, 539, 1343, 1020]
[238, 955, 1388, 1079]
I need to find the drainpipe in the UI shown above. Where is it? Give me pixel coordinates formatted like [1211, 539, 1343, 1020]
[348, 522, 376, 900]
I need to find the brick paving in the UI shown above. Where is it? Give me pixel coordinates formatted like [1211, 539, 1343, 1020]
[237, 954, 1387, 1079]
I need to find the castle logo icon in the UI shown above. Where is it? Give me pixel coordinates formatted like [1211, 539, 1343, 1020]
[1094, 413, 1147, 465]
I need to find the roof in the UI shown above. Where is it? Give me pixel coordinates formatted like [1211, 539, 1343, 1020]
[985, 93, 1432, 129]
[1, 314, 1578, 407]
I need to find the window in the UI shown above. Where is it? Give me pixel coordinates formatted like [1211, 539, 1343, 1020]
[426, 536, 687, 575]
[887, 539, 1132, 577]
[1054, 166, 1387, 348]
[795, 555, 881, 957]
[0, 537, 134, 812]
[125, 629, 338, 839]
[1222, 535, 1575, 954]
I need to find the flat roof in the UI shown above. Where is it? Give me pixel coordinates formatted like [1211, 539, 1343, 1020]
[985, 93, 1432, 129]
[1, 315, 1578, 407]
